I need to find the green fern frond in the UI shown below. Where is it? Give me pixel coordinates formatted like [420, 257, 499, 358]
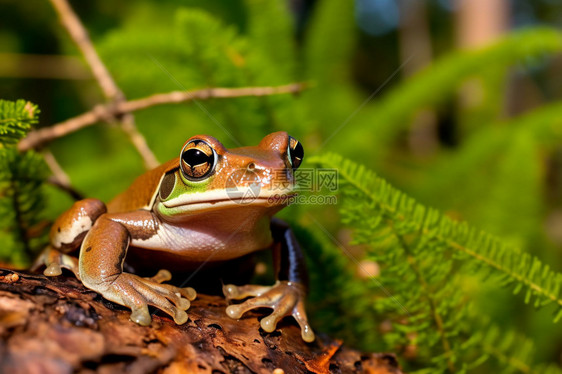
[0, 99, 39, 146]
[292, 222, 384, 349]
[0, 100, 47, 265]
[312, 153, 562, 317]
[0, 148, 48, 265]
[477, 325, 562, 374]
[309, 153, 562, 371]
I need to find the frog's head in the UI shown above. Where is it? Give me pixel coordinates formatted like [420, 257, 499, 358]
[155, 131, 303, 220]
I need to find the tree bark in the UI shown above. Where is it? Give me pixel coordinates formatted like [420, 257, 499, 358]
[0, 269, 403, 374]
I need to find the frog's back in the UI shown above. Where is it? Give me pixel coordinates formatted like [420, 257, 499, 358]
[107, 158, 178, 213]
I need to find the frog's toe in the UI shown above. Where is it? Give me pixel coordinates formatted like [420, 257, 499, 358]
[155, 283, 197, 303]
[145, 269, 172, 283]
[130, 305, 151, 326]
[36, 246, 80, 279]
[259, 293, 295, 332]
[106, 273, 192, 326]
[179, 286, 197, 301]
[223, 283, 272, 300]
[136, 285, 189, 324]
[225, 293, 276, 319]
[44, 263, 62, 276]
[225, 281, 315, 342]
[293, 300, 315, 343]
[147, 283, 191, 311]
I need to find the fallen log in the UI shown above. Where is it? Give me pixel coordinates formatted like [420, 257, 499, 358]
[0, 269, 403, 374]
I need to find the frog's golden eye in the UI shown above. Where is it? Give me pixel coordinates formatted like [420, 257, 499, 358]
[287, 136, 304, 169]
[180, 139, 217, 181]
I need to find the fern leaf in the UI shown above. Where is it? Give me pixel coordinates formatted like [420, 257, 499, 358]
[0, 100, 47, 265]
[478, 325, 562, 374]
[0, 148, 48, 265]
[0, 99, 39, 146]
[312, 153, 562, 317]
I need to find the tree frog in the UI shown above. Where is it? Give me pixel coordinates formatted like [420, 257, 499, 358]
[34, 132, 314, 342]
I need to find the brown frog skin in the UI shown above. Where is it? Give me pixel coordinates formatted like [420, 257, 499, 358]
[34, 132, 314, 342]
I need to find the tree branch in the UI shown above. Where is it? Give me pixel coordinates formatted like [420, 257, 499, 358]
[18, 83, 306, 152]
[118, 83, 306, 112]
[48, 0, 158, 168]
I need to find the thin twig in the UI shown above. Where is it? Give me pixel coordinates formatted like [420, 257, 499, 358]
[120, 113, 159, 168]
[48, 0, 120, 100]
[118, 83, 306, 113]
[42, 150, 84, 200]
[18, 83, 306, 151]
[42, 150, 72, 188]
[48, 0, 158, 168]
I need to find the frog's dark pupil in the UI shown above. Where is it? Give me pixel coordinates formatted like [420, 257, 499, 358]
[292, 142, 304, 162]
[288, 137, 304, 169]
[182, 148, 211, 167]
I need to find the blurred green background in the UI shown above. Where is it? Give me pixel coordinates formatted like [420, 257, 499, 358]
[2, 0, 562, 372]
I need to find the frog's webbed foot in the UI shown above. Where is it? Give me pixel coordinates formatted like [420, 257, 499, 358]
[223, 281, 315, 342]
[101, 270, 196, 326]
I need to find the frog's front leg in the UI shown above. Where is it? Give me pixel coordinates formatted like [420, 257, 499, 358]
[223, 218, 315, 342]
[79, 211, 196, 326]
[32, 198, 107, 278]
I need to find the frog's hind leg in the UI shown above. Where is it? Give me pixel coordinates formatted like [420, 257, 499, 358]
[34, 198, 107, 279]
[223, 218, 315, 343]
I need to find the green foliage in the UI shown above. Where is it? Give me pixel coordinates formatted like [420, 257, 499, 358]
[419, 102, 562, 243]
[4, 2, 562, 372]
[293, 221, 384, 349]
[244, 0, 296, 83]
[310, 153, 562, 372]
[0, 100, 47, 265]
[477, 326, 562, 374]
[341, 28, 562, 162]
[97, 4, 303, 149]
[301, 0, 360, 139]
[0, 99, 39, 145]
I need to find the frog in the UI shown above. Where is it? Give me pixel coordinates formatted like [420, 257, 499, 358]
[33, 131, 314, 342]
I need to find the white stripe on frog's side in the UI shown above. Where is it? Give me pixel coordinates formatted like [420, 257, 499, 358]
[129, 216, 273, 262]
[52, 214, 94, 249]
[144, 172, 166, 210]
[130, 223, 228, 260]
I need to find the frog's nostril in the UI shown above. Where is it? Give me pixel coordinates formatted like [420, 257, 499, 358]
[247, 162, 256, 170]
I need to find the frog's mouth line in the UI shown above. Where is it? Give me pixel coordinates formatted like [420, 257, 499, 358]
[162, 190, 297, 209]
